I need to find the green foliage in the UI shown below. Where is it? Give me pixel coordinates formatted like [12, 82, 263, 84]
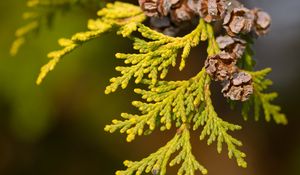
[105, 19, 207, 94]
[105, 68, 207, 142]
[13, 1, 287, 175]
[243, 68, 287, 124]
[116, 124, 207, 175]
[236, 41, 287, 124]
[36, 1, 146, 84]
[195, 78, 246, 168]
[106, 26, 247, 173]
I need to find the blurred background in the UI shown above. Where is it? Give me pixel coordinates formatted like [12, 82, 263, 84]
[0, 0, 299, 174]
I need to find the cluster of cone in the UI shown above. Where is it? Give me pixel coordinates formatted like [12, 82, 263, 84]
[205, 4, 271, 101]
[138, 0, 271, 101]
[205, 35, 253, 101]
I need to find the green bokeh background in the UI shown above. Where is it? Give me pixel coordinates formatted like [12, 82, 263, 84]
[0, 0, 299, 175]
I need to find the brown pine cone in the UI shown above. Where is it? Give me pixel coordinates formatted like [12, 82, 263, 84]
[223, 7, 255, 36]
[140, 0, 198, 35]
[139, 0, 179, 17]
[205, 51, 237, 81]
[252, 8, 271, 36]
[139, 0, 159, 17]
[221, 71, 253, 101]
[139, 0, 195, 20]
[198, 0, 227, 22]
[170, 0, 196, 23]
[216, 35, 246, 59]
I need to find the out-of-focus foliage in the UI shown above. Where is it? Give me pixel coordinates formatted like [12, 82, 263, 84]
[1, 1, 131, 174]
[2, 0, 107, 142]
[11, 0, 102, 56]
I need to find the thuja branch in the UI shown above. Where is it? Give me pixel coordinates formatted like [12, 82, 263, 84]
[12, 0, 287, 174]
[106, 22, 247, 174]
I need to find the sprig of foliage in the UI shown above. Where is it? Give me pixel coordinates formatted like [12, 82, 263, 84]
[105, 19, 208, 94]
[105, 25, 216, 141]
[106, 28, 247, 173]
[116, 124, 207, 175]
[242, 68, 287, 124]
[196, 78, 246, 168]
[105, 68, 208, 142]
[36, 2, 146, 84]
[234, 40, 287, 125]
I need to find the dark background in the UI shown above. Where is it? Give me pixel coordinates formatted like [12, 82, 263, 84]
[0, 0, 299, 174]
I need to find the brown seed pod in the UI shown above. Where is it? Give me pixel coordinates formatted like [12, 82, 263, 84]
[140, 0, 198, 34]
[252, 8, 271, 36]
[223, 7, 255, 36]
[139, 0, 180, 17]
[221, 71, 253, 101]
[170, 0, 196, 23]
[139, 0, 159, 17]
[139, 0, 195, 19]
[205, 51, 237, 81]
[199, 0, 227, 22]
[158, 0, 180, 16]
[216, 35, 246, 59]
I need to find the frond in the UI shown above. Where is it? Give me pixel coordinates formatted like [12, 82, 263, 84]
[105, 19, 208, 94]
[194, 78, 247, 168]
[36, 1, 146, 85]
[243, 68, 287, 124]
[116, 124, 207, 175]
[105, 68, 207, 142]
